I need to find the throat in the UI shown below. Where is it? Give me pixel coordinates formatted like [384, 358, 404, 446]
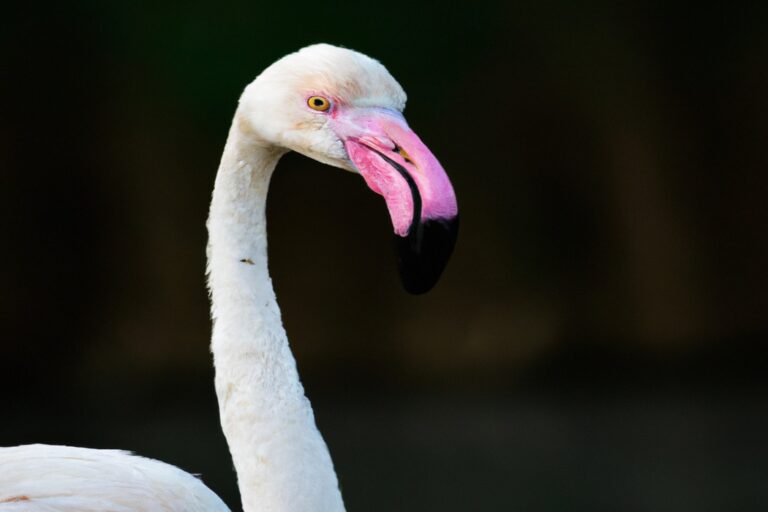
[206, 114, 345, 512]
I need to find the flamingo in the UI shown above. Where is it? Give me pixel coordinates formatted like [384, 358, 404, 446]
[0, 43, 458, 512]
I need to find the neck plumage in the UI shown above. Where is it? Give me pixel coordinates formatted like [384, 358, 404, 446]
[206, 112, 346, 512]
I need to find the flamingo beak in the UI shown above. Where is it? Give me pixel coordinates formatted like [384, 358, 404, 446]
[331, 108, 458, 294]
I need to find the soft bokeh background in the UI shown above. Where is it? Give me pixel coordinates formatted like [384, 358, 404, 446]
[3, 1, 768, 510]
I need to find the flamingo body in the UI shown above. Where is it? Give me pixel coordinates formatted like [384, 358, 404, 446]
[0, 43, 457, 511]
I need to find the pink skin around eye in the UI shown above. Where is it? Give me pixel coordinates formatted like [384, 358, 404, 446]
[330, 107, 458, 237]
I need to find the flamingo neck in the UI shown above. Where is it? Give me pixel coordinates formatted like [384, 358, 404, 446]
[206, 112, 345, 512]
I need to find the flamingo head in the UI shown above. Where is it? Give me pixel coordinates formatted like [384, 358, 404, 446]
[238, 44, 458, 294]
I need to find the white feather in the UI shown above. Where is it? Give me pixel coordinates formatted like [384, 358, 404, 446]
[0, 444, 228, 511]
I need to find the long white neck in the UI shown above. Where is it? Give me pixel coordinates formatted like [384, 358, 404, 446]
[206, 112, 346, 512]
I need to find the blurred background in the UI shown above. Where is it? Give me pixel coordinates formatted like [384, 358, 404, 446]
[3, 1, 768, 510]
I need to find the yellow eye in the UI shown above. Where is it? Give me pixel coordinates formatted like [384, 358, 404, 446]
[307, 96, 331, 112]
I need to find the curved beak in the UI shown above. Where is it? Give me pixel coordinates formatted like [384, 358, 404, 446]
[331, 108, 458, 294]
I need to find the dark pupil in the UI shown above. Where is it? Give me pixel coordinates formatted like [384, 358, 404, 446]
[313, 98, 324, 107]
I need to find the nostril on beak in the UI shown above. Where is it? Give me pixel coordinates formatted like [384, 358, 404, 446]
[392, 143, 415, 165]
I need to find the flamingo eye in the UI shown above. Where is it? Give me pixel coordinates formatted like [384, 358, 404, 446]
[307, 96, 331, 112]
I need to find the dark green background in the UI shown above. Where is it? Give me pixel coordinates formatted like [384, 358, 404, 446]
[3, 2, 768, 510]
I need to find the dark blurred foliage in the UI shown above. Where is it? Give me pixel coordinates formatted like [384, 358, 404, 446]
[2, 1, 768, 510]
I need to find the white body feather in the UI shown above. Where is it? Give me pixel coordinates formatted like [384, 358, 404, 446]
[0, 444, 228, 511]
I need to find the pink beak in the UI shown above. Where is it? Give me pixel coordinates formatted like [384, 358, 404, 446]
[331, 108, 458, 294]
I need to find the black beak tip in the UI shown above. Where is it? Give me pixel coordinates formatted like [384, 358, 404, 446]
[395, 215, 459, 295]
